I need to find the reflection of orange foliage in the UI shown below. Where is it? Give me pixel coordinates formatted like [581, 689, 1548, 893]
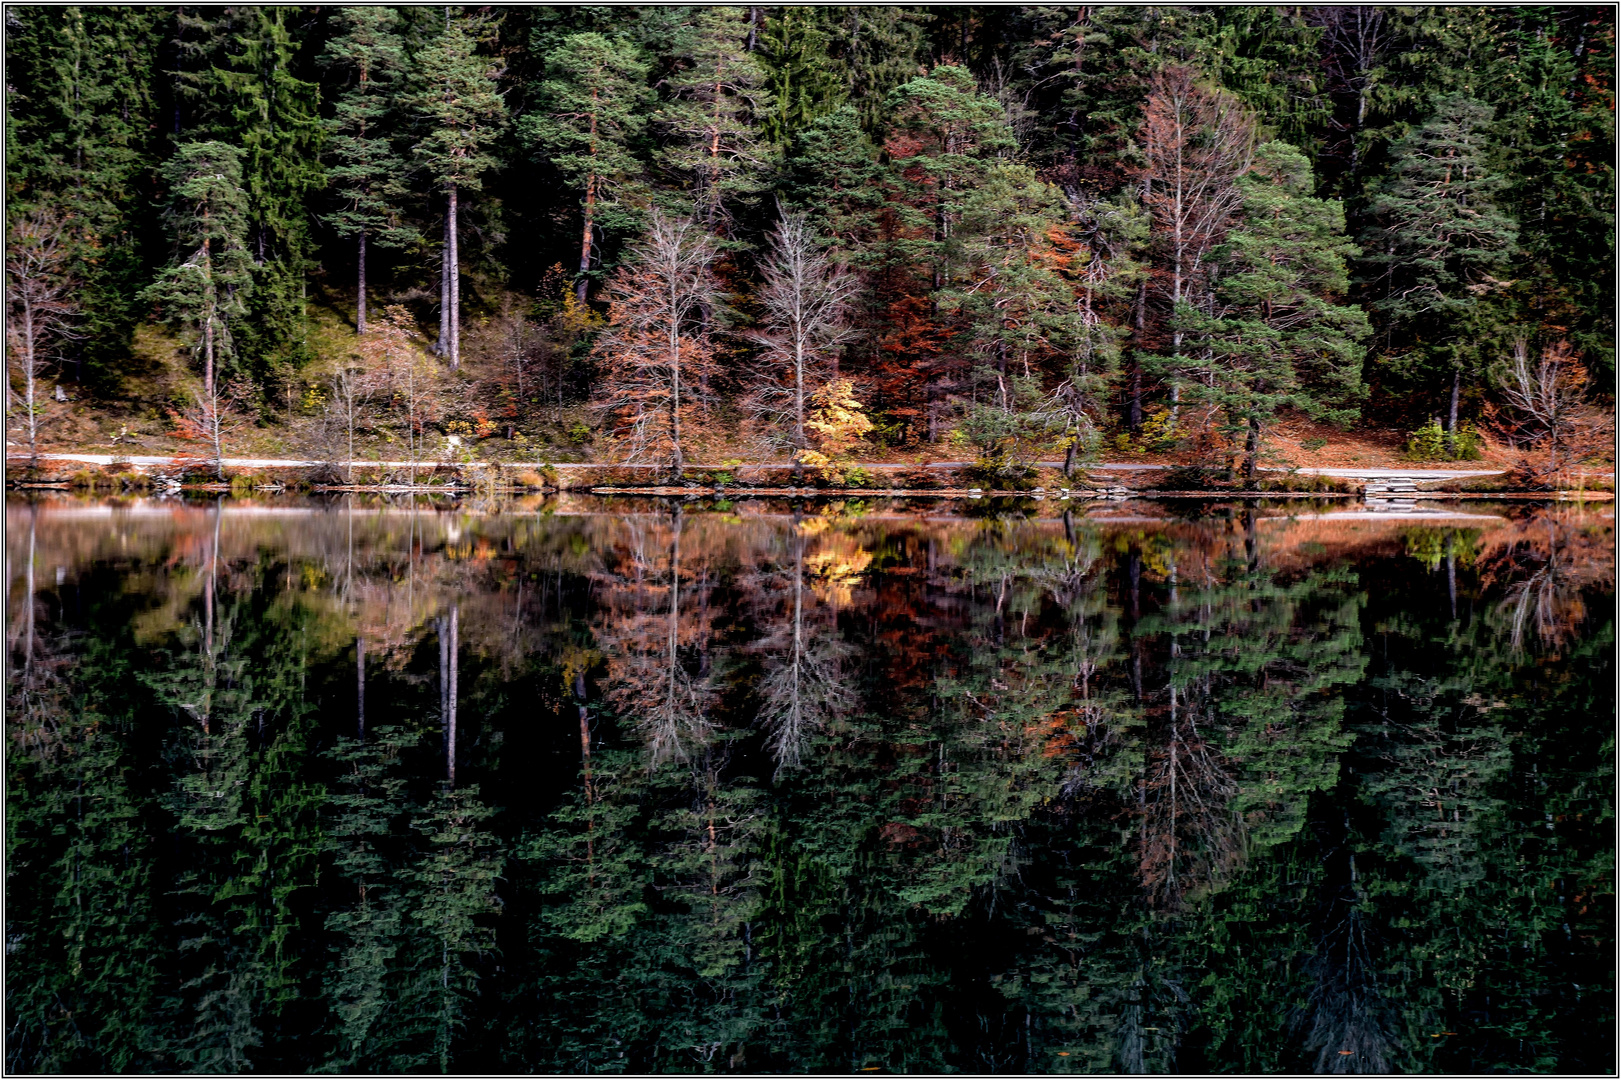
[1475, 507, 1615, 656]
[1029, 712, 1084, 759]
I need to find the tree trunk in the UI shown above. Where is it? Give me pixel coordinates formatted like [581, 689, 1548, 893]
[22, 302, 38, 465]
[577, 93, 599, 306]
[1243, 416, 1261, 484]
[356, 229, 368, 334]
[437, 215, 450, 356]
[448, 184, 460, 370]
[1129, 278, 1146, 433]
[1446, 367, 1460, 456]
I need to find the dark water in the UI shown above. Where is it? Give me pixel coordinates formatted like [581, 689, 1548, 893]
[5, 494, 1614, 1074]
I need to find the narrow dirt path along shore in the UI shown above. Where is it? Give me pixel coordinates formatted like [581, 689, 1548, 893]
[6, 452, 1507, 481]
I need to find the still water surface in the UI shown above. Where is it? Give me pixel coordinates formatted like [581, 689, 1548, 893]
[5, 495, 1613, 1074]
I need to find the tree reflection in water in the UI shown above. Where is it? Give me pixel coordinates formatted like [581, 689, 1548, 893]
[4, 496, 1612, 1074]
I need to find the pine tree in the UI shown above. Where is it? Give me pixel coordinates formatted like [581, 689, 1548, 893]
[1360, 94, 1518, 445]
[320, 7, 417, 335]
[408, 9, 508, 370]
[142, 142, 254, 396]
[523, 32, 652, 305]
[1179, 141, 1369, 480]
[652, 7, 770, 234]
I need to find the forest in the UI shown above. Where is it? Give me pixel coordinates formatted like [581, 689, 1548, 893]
[4, 6, 1615, 478]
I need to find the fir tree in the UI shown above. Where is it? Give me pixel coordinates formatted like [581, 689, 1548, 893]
[1360, 94, 1518, 446]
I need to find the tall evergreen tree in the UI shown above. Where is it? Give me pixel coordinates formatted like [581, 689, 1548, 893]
[757, 7, 844, 146]
[523, 32, 652, 305]
[142, 142, 254, 396]
[408, 8, 508, 370]
[320, 7, 417, 335]
[1360, 94, 1518, 445]
[1179, 141, 1368, 480]
[652, 7, 770, 235]
[170, 7, 325, 387]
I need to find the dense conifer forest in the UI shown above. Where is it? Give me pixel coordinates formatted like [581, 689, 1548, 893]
[4, 6, 1614, 475]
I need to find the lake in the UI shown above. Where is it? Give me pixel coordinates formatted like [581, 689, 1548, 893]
[5, 494, 1613, 1073]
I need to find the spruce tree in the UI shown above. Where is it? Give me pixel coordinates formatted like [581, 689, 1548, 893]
[1360, 94, 1518, 445]
[320, 7, 417, 335]
[142, 142, 254, 396]
[1180, 141, 1369, 480]
[758, 7, 844, 146]
[408, 9, 507, 370]
[523, 32, 651, 305]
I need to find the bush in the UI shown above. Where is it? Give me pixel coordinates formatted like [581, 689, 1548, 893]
[1406, 420, 1482, 461]
[567, 421, 593, 446]
[1301, 437, 1328, 451]
[967, 450, 1038, 490]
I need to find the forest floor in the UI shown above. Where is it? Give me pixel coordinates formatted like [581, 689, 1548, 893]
[8, 296, 1611, 485]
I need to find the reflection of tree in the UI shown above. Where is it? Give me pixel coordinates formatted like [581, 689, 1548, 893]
[1477, 508, 1614, 658]
[593, 510, 715, 765]
[1134, 540, 1365, 909]
[748, 520, 855, 772]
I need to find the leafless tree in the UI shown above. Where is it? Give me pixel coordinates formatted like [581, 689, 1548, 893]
[172, 377, 253, 481]
[1492, 338, 1612, 484]
[750, 528, 855, 772]
[745, 212, 859, 467]
[5, 209, 81, 464]
[589, 210, 719, 474]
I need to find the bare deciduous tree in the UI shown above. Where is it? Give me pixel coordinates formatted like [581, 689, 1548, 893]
[1492, 338, 1612, 484]
[172, 377, 253, 481]
[589, 210, 718, 475]
[359, 305, 439, 486]
[5, 210, 81, 465]
[745, 212, 859, 470]
[1137, 66, 1255, 418]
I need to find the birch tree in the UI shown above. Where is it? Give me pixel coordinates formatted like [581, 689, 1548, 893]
[589, 211, 719, 475]
[745, 212, 857, 467]
[5, 209, 80, 464]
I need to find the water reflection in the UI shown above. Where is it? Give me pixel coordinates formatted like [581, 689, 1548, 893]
[5, 495, 1613, 1074]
